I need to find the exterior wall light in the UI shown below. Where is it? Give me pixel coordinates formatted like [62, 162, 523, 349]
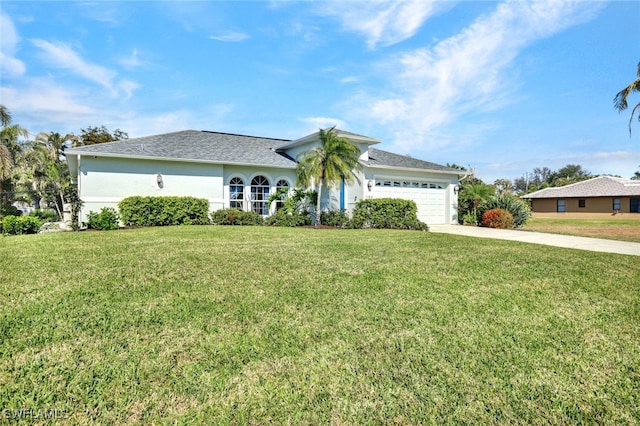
[453, 184, 460, 195]
[156, 173, 164, 188]
[367, 180, 373, 191]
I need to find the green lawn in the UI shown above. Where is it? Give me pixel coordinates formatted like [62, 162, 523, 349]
[1, 226, 639, 424]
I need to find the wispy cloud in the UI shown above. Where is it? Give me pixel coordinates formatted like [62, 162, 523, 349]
[30, 39, 139, 98]
[340, 76, 360, 84]
[347, 0, 604, 154]
[117, 48, 147, 69]
[209, 31, 250, 42]
[318, 1, 450, 49]
[1, 79, 95, 132]
[0, 13, 26, 77]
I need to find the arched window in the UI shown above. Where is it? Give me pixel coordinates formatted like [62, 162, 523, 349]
[251, 175, 270, 215]
[229, 177, 244, 210]
[275, 179, 289, 211]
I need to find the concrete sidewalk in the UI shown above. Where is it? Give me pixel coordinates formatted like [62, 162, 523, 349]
[429, 225, 640, 256]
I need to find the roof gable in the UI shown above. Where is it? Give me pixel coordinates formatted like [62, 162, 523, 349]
[275, 128, 381, 151]
[522, 176, 640, 198]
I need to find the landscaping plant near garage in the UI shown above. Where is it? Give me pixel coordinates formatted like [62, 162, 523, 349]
[349, 198, 429, 230]
[476, 194, 531, 228]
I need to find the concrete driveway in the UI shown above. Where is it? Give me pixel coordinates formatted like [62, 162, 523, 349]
[429, 225, 640, 256]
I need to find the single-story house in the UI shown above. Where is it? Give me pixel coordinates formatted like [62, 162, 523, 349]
[521, 175, 640, 216]
[64, 129, 464, 225]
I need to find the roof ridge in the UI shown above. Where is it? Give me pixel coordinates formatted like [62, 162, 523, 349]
[200, 130, 290, 142]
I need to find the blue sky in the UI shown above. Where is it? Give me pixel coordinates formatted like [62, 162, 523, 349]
[1, 1, 639, 183]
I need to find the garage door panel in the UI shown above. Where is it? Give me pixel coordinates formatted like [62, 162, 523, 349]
[371, 186, 446, 224]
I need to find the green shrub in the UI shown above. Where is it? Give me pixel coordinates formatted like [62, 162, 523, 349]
[265, 209, 311, 227]
[462, 212, 477, 226]
[476, 194, 531, 228]
[119, 196, 210, 227]
[320, 210, 350, 227]
[0, 205, 22, 219]
[29, 209, 58, 222]
[87, 207, 120, 231]
[481, 208, 514, 229]
[211, 208, 264, 226]
[349, 198, 429, 231]
[2, 215, 43, 235]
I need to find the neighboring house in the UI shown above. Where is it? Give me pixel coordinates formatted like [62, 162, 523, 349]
[521, 176, 640, 216]
[64, 129, 464, 225]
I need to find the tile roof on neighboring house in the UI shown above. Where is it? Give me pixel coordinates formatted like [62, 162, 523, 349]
[366, 148, 463, 173]
[522, 176, 640, 199]
[64, 130, 297, 168]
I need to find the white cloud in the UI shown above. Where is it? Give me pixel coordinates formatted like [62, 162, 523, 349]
[346, 0, 604, 154]
[117, 48, 146, 69]
[209, 31, 250, 42]
[340, 76, 360, 84]
[1, 80, 95, 134]
[0, 13, 26, 77]
[31, 39, 139, 98]
[318, 1, 449, 49]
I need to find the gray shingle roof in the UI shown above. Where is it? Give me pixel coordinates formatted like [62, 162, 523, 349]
[367, 148, 462, 173]
[522, 176, 640, 198]
[65, 129, 461, 174]
[65, 130, 297, 168]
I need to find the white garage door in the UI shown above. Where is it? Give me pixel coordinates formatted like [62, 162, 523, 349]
[372, 180, 447, 225]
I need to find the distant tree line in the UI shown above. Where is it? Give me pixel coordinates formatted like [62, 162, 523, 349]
[0, 105, 127, 220]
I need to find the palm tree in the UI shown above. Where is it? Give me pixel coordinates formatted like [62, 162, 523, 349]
[14, 142, 50, 209]
[0, 144, 11, 181]
[614, 61, 640, 136]
[1, 106, 28, 206]
[463, 182, 494, 217]
[0, 105, 11, 127]
[296, 127, 362, 226]
[35, 131, 76, 162]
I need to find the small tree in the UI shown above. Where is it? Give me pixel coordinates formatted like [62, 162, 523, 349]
[74, 126, 128, 147]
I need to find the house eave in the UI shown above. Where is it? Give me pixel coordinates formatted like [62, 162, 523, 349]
[365, 163, 462, 175]
[64, 151, 297, 169]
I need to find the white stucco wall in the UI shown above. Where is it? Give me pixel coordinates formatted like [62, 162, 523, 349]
[77, 156, 224, 222]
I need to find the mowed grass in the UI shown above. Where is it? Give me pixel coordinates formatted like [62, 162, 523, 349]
[1, 226, 639, 424]
[523, 217, 640, 243]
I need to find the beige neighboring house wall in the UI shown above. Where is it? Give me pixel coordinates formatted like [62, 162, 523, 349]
[522, 176, 640, 218]
[531, 197, 636, 214]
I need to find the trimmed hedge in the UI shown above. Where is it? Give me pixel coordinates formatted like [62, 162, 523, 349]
[211, 208, 264, 226]
[118, 196, 210, 227]
[321, 210, 350, 228]
[349, 198, 429, 230]
[2, 215, 43, 235]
